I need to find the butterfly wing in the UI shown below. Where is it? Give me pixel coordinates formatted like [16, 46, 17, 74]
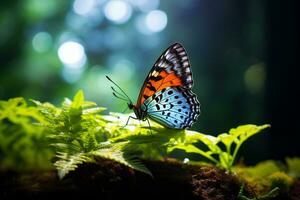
[141, 87, 200, 129]
[136, 43, 193, 107]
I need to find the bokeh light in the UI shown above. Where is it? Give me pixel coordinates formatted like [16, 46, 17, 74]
[145, 10, 167, 33]
[58, 41, 86, 68]
[103, 0, 132, 24]
[73, 0, 96, 16]
[244, 63, 266, 94]
[32, 32, 52, 53]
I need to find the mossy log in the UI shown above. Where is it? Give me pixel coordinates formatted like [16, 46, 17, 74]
[2, 158, 299, 200]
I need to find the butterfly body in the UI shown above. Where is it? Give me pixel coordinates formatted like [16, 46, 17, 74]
[128, 103, 147, 121]
[126, 43, 201, 129]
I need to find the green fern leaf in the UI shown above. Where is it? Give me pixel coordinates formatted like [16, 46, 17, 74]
[92, 143, 152, 176]
[54, 152, 92, 179]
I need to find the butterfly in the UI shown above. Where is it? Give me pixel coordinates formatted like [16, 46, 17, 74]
[106, 43, 200, 129]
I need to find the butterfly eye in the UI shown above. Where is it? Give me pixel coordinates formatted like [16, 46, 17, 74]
[128, 103, 134, 109]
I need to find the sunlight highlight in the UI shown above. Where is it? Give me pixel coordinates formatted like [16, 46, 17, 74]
[104, 0, 132, 24]
[32, 32, 52, 53]
[145, 10, 167, 33]
[73, 0, 96, 16]
[58, 41, 86, 68]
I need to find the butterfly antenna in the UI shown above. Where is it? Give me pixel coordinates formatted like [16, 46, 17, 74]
[111, 86, 128, 99]
[121, 106, 129, 113]
[112, 92, 129, 102]
[106, 75, 132, 103]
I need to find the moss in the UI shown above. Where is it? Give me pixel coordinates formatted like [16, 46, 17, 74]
[1, 158, 300, 199]
[267, 172, 294, 194]
[234, 160, 282, 178]
[233, 160, 282, 194]
[0, 159, 248, 199]
[234, 160, 298, 199]
[286, 157, 300, 178]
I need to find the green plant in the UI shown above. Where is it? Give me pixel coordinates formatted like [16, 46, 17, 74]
[0, 97, 53, 170]
[233, 160, 296, 197]
[0, 90, 270, 178]
[33, 90, 154, 178]
[268, 172, 294, 194]
[167, 124, 270, 170]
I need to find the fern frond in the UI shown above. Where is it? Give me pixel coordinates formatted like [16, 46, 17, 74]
[123, 153, 153, 177]
[54, 152, 93, 179]
[92, 142, 152, 176]
[82, 132, 98, 152]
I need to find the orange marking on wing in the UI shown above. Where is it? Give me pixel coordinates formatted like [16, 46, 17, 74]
[137, 70, 183, 106]
[157, 71, 183, 89]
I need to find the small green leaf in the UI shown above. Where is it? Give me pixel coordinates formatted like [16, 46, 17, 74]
[188, 132, 221, 153]
[168, 143, 218, 164]
[71, 90, 84, 109]
[168, 144, 201, 154]
[218, 133, 235, 147]
[83, 107, 106, 114]
[82, 101, 97, 108]
[229, 124, 270, 143]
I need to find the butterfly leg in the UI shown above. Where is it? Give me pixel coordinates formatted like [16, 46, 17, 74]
[122, 115, 138, 129]
[146, 118, 153, 134]
[122, 116, 152, 134]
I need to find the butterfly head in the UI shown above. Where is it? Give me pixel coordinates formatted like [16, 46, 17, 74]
[127, 102, 134, 110]
[106, 75, 148, 120]
[128, 103, 147, 120]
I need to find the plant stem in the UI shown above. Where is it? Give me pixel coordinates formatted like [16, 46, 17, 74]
[226, 143, 232, 169]
[230, 142, 242, 169]
[195, 151, 219, 164]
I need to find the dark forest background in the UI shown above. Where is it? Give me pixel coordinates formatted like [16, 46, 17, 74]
[0, 0, 299, 164]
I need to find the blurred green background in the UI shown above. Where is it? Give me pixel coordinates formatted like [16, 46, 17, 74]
[0, 0, 298, 164]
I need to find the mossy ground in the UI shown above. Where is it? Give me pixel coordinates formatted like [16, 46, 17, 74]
[1, 94, 298, 199]
[1, 159, 299, 200]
